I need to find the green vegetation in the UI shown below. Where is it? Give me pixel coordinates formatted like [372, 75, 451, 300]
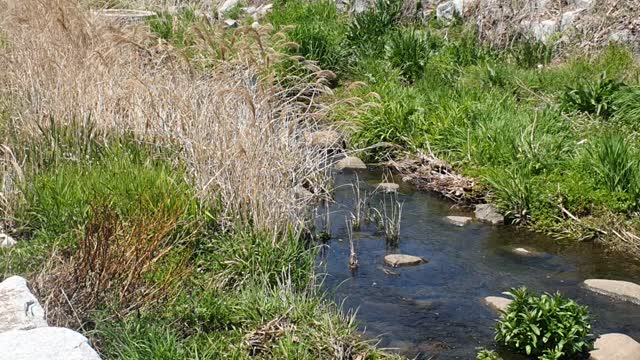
[476, 348, 503, 360]
[268, 0, 640, 250]
[496, 288, 592, 359]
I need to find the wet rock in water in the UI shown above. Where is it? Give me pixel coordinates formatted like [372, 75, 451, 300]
[335, 156, 366, 171]
[583, 279, 640, 305]
[474, 204, 504, 225]
[512, 247, 540, 256]
[0, 276, 48, 333]
[0, 327, 101, 360]
[377, 182, 400, 192]
[483, 296, 513, 312]
[384, 254, 426, 268]
[0, 234, 16, 248]
[445, 216, 472, 226]
[305, 130, 342, 149]
[590, 333, 640, 360]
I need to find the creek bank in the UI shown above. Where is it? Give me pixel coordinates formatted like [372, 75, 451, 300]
[0, 276, 100, 359]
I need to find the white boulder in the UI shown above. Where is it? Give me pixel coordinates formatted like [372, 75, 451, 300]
[384, 254, 426, 267]
[0, 276, 47, 333]
[445, 216, 472, 226]
[590, 333, 640, 360]
[583, 279, 640, 305]
[483, 296, 512, 312]
[0, 327, 101, 360]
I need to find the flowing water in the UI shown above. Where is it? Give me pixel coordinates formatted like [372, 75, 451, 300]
[318, 169, 640, 359]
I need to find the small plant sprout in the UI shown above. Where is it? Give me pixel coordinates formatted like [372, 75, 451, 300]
[370, 191, 403, 246]
[345, 218, 358, 271]
[350, 174, 370, 231]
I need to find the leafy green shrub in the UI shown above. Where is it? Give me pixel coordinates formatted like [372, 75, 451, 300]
[613, 86, 640, 127]
[385, 28, 435, 82]
[586, 132, 640, 199]
[496, 288, 592, 359]
[476, 349, 503, 360]
[561, 72, 625, 119]
[347, 0, 403, 56]
[511, 38, 555, 68]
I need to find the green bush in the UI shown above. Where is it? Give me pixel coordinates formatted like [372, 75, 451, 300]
[385, 28, 435, 82]
[561, 72, 625, 119]
[476, 349, 503, 360]
[586, 132, 640, 198]
[496, 288, 592, 359]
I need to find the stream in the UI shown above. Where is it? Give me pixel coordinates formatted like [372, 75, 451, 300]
[318, 169, 640, 359]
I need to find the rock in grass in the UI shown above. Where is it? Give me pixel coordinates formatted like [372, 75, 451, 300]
[304, 130, 342, 149]
[377, 182, 400, 192]
[0, 276, 48, 333]
[474, 204, 504, 225]
[384, 254, 426, 268]
[483, 296, 513, 312]
[445, 216, 472, 227]
[92, 9, 156, 24]
[583, 279, 640, 305]
[590, 333, 640, 360]
[0, 327, 101, 360]
[335, 156, 366, 171]
[0, 234, 16, 248]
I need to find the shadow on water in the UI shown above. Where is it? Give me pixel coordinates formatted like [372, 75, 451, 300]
[317, 169, 640, 359]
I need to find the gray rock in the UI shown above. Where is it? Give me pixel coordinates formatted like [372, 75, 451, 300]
[0, 276, 47, 333]
[335, 156, 366, 171]
[218, 0, 242, 17]
[0, 234, 16, 248]
[590, 333, 640, 360]
[561, 9, 584, 31]
[92, 9, 156, 25]
[0, 327, 101, 360]
[474, 204, 504, 225]
[436, 1, 457, 22]
[384, 254, 426, 267]
[445, 216, 472, 226]
[533, 20, 559, 43]
[377, 182, 400, 192]
[224, 19, 238, 28]
[609, 30, 632, 44]
[569, 0, 594, 8]
[583, 279, 640, 305]
[484, 296, 512, 312]
[304, 130, 342, 148]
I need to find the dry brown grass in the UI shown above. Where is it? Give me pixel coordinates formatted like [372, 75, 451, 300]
[0, 0, 331, 234]
[35, 203, 188, 329]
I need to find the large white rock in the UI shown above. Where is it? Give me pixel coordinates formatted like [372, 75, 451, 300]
[583, 279, 640, 305]
[384, 254, 426, 267]
[0, 276, 47, 333]
[0, 327, 101, 360]
[590, 333, 640, 360]
[474, 204, 504, 225]
[335, 156, 367, 171]
[483, 296, 512, 312]
[218, 0, 242, 17]
[436, 0, 478, 21]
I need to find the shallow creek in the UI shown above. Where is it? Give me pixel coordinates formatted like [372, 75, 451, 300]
[318, 169, 640, 359]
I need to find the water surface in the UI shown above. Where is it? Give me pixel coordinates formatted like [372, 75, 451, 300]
[319, 170, 640, 359]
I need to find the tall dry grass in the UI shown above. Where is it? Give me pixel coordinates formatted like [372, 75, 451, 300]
[0, 0, 331, 234]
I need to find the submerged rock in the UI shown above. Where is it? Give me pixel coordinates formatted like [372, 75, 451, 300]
[445, 216, 472, 226]
[0, 327, 101, 360]
[474, 204, 504, 225]
[483, 296, 512, 312]
[590, 333, 640, 360]
[0, 276, 48, 333]
[511, 247, 542, 257]
[335, 156, 366, 171]
[384, 254, 426, 267]
[0, 234, 16, 248]
[583, 279, 640, 305]
[377, 182, 400, 192]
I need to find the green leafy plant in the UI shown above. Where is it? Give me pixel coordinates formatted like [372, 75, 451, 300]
[613, 85, 640, 127]
[586, 132, 640, 200]
[511, 37, 555, 68]
[385, 28, 435, 82]
[496, 288, 592, 359]
[561, 72, 625, 119]
[347, 0, 403, 56]
[485, 166, 533, 224]
[476, 349, 503, 360]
